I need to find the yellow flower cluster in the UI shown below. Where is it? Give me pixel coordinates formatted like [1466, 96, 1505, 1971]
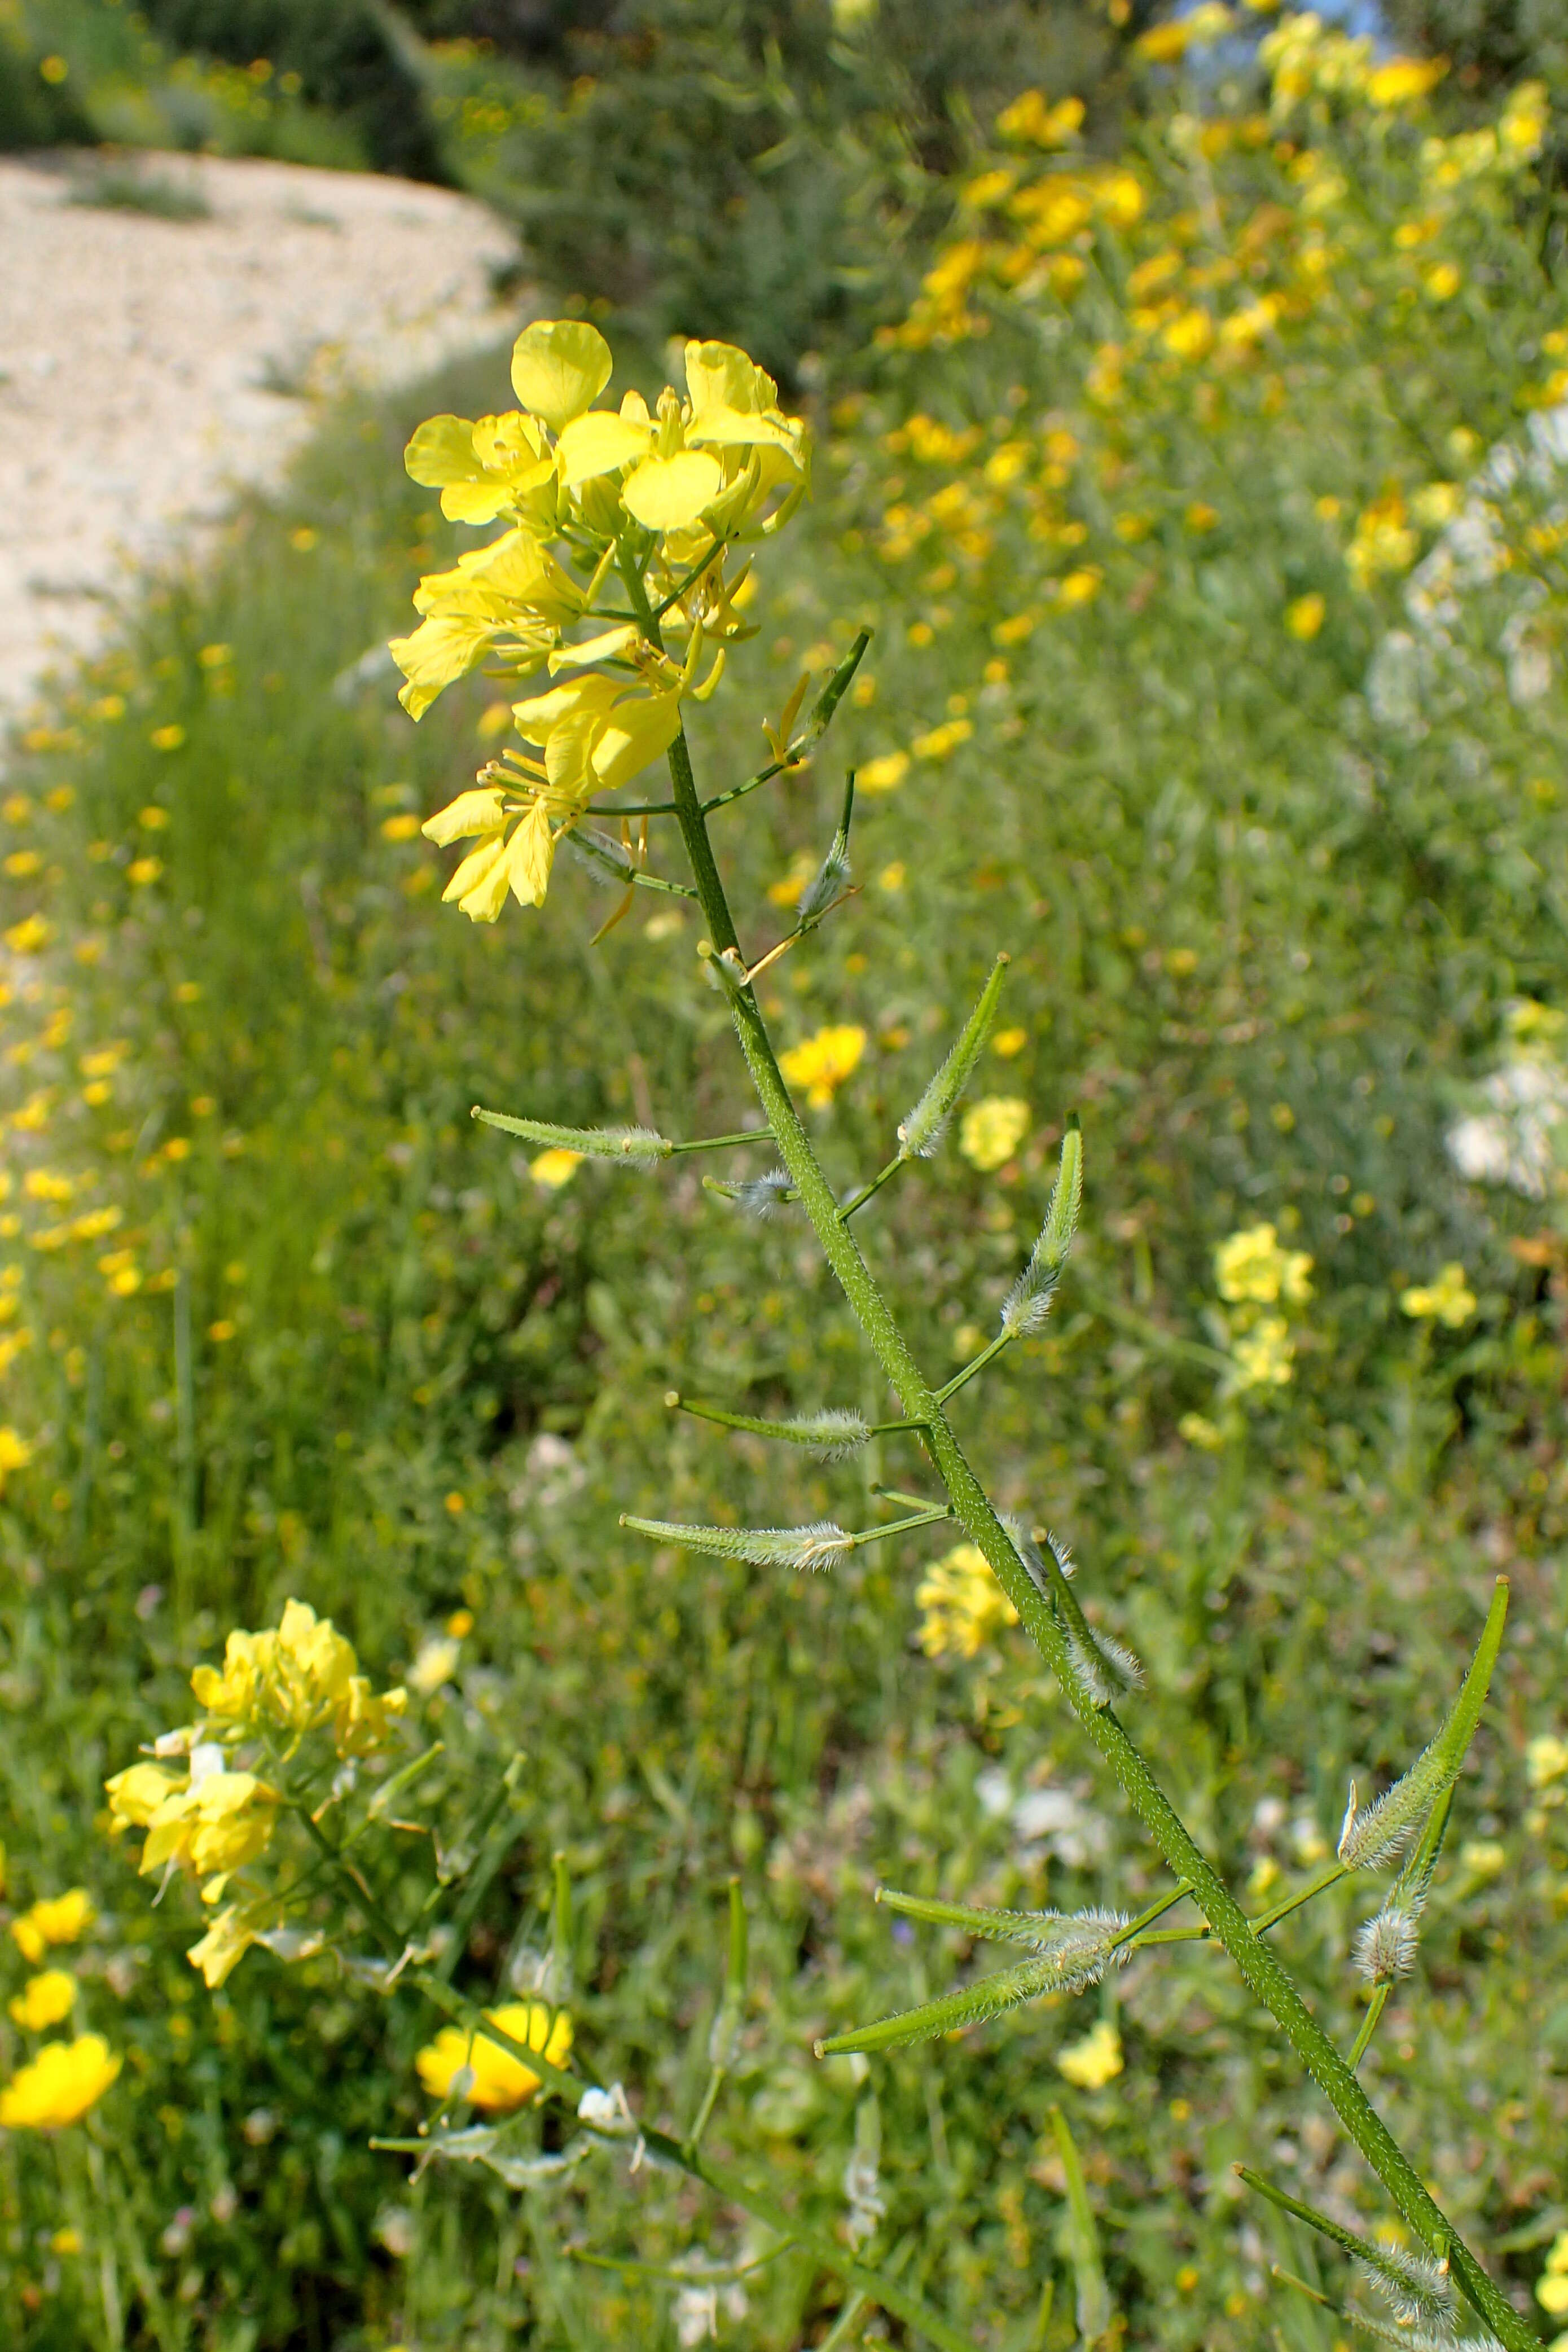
[0, 2035, 121, 2130]
[1214, 1224, 1314, 1396]
[1538, 2232, 1568, 2319]
[104, 1600, 407, 1985]
[959, 1096, 1030, 1173]
[1056, 2018, 1123, 2090]
[916, 1543, 1020, 1661]
[1399, 1262, 1476, 1327]
[415, 2001, 573, 2112]
[11, 1886, 93, 1965]
[393, 321, 807, 919]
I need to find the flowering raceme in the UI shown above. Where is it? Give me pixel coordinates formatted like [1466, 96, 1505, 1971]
[392, 321, 808, 920]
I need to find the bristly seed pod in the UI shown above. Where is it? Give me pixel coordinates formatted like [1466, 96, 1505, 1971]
[797, 781, 854, 925]
[1354, 2244, 1460, 2338]
[1001, 1116, 1083, 1337]
[1009, 1522, 1143, 1703]
[816, 1907, 1132, 2056]
[897, 955, 1009, 1161]
[473, 1107, 673, 1164]
[705, 1167, 797, 1217]
[1351, 1895, 1424, 1986]
[1337, 1581, 1509, 1872]
[772, 1409, 872, 1460]
[620, 1515, 851, 1573]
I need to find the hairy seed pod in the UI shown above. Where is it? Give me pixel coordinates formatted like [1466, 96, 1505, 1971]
[898, 956, 1009, 1160]
[621, 1515, 850, 1573]
[1352, 1896, 1424, 1986]
[1001, 1118, 1083, 1336]
[473, 1108, 673, 1162]
[1354, 2244, 1460, 2338]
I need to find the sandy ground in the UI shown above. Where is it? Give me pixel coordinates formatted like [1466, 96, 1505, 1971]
[0, 148, 520, 727]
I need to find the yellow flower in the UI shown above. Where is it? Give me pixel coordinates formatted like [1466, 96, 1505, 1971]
[1527, 1734, 1568, 1789]
[857, 751, 911, 795]
[149, 725, 185, 752]
[1399, 1263, 1475, 1327]
[0, 1426, 32, 1493]
[916, 1543, 1019, 1660]
[530, 1147, 582, 1189]
[992, 1027, 1027, 1059]
[0, 2034, 120, 2129]
[1367, 56, 1446, 106]
[180, 1596, 406, 1753]
[1214, 1224, 1312, 1306]
[779, 1025, 867, 1109]
[11, 1889, 93, 1966]
[130, 1769, 279, 1883]
[415, 2003, 573, 2111]
[1179, 1412, 1225, 1451]
[1231, 1315, 1294, 1390]
[1056, 2020, 1123, 2090]
[1285, 593, 1325, 640]
[1056, 568, 1102, 609]
[8, 1971, 76, 2031]
[1347, 495, 1418, 590]
[1538, 2232, 1568, 2314]
[1460, 1839, 1505, 1880]
[959, 1096, 1030, 1171]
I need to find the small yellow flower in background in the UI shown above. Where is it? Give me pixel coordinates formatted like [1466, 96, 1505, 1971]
[1179, 1411, 1225, 1451]
[1285, 592, 1325, 640]
[1424, 261, 1462, 302]
[959, 1096, 1030, 1171]
[1400, 1263, 1475, 1327]
[1412, 481, 1462, 528]
[877, 861, 906, 893]
[911, 718, 973, 761]
[0, 1425, 32, 1493]
[149, 725, 186, 752]
[1231, 1315, 1294, 1390]
[127, 858, 163, 887]
[1366, 55, 1446, 106]
[1538, 2232, 1568, 2316]
[1527, 1734, 1568, 1789]
[0, 2034, 120, 2129]
[1347, 494, 1418, 589]
[1056, 2019, 1123, 2090]
[916, 1543, 1020, 1660]
[409, 1636, 461, 1695]
[290, 526, 319, 552]
[50, 2227, 81, 2256]
[8, 1970, 76, 2031]
[1056, 567, 1103, 608]
[1460, 1839, 1505, 1880]
[380, 813, 421, 842]
[991, 1026, 1027, 1059]
[779, 1024, 866, 1109]
[530, 1147, 583, 1189]
[415, 2002, 572, 2110]
[1215, 1224, 1313, 1306]
[11, 1889, 92, 1965]
[857, 751, 911, 795]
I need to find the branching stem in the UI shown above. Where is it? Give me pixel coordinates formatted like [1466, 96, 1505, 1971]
[650, 707, 1537, 2352]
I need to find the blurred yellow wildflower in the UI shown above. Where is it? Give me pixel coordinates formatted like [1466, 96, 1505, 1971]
[959, 1097, 1030, 1171]
[916, 1543, 1020, 1660]
[996, 90, 1084, 148]
[779, 1025, 866, 1108]
[1179, 1412, 1225, 1451]
[0, 1426, 32, 1493]
[1347, 495, 1418, 589]
[1527, 1734, 1568, 1789]
[1215, 1225, 1313, 1306]
[1056, 2020, 1123, 2089]
[415, 2003, 573, 2111]
[1366, 56, 1446, 107]
[1538, 2232, 1568, 2316]
[0, 2035, 120, 2129]
[857, 751, 911, 794]
[1460, 1839, 1505, 1880]
[8, 1971, 76, 2031]
[1231, 1315, 1294, 1390]
[1285, 593, 1325, 640]
[992, 1026, 1027, 1059]
[1399, 1263, 1475, 1327]
[11, 1889, 93, 1965]
[530, 1147, 583, 1189]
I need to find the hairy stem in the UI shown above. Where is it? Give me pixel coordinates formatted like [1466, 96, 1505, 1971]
[657, 722, 1535, 2352]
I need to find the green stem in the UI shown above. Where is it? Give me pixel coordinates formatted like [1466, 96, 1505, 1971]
[1348, 1982, 1391, 2073]
[937, 1332, 1012, 1403]
[840, 1153, 906, 1221]
[654, 725, 1537, 2352]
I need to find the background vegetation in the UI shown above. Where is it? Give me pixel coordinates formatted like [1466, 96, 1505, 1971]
[3, 5, 1568, 2350]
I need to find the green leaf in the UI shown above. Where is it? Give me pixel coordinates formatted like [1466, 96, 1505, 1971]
[1051, 2105, 1112, 2347]
[1338, 1579, 1509, 1871]
[898, 955, 1009, 1160]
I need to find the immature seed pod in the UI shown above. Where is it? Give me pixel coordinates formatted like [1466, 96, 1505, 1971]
[472, 1107, 673, 1164]
[1351, 1895, 1424, 1986]
[897, 955, 1009, 1160]
[1001, 1117, 1083, 1336]
[1354, 2243, 1460, 2338]
[620, 1515, 851, 1573]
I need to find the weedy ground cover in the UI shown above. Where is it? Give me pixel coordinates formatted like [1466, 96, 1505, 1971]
[0, 15, 1567, 2351]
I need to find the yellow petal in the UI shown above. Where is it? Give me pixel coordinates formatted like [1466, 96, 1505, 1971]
[389, 617, 500, 719]
[421, 788, 509, 846]
[513, 674, 622, 740]
[683, 403, 801, 456]
[683, 339, 779, 419]
[547, 623, 642, 674]
[621, 452, 723, 532]
[556, 409, 653, 488]
[403, 414, 481, 487]
[443, 836, 513, 923]
[511, 319, 613, 433]
[439, 481, 520, 525]
[543, 709, 604, 801]
[590, 691, 683, 792]
[506, 803, 556, 907]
